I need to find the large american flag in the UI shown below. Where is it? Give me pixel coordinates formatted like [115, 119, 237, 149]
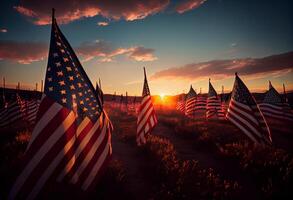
[259, 81, 293, 121]
[185, 85, 197, 117]
[226, 73, 272, 144]
[136, 67, 157, 146]
[9, 11, 112, 199]
[206, 79, 225, 120]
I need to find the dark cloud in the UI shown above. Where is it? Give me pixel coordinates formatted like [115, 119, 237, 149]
[175, 0, 207, 14]
[128, 46, 157, 61]
[151, 51, 293, 80]
[77, 41, 157, 62]
[0, 40, 157, 64]
[0, 40, 47, 64]
[14, 0, 170, 25]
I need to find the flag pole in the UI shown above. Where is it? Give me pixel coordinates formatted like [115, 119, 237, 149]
[41, 80, 43, 93]
[283, 83, 288, 103]
[2, 77, 5, 105]
[99, 78, 102, 90]
[143, 67, 147, 80]
[52, 8, 55, 21]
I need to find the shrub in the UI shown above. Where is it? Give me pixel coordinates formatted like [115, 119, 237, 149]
[143, 135, 240, 199]
[219, 142, 293, 198]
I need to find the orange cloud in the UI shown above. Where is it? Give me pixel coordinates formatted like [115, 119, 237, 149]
[0, 40, 157, 64]
[14, 0, 170, 25]
[77, 41, 157, 62]
[176, 0, 207, 14]
[151, 51, 293, 80]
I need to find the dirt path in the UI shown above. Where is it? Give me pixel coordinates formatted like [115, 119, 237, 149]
[111, 132, 153, 200]
[153, 122, 261, 200]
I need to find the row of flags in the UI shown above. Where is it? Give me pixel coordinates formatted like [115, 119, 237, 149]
[6, 9, 158, 199]
[3, 8, 292, 199]
[259, 81, 293, 121]
[106, 92, 139, 114]
[0, 94, 40, 129]
[176, 73, 292, 144]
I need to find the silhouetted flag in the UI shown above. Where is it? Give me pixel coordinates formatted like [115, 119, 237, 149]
[95, 78, 104, 105]
[206, 79, 225, 119]
[0, 94, 23, 128]
[226, 73, 272, 144]
[259, 81, 293, 121]
[9, 10, 112, 199]
[136, 67, 157, 146]
[185, 85, 197, 117]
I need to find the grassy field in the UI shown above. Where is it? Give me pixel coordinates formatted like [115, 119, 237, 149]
[0, 104, 293, 199]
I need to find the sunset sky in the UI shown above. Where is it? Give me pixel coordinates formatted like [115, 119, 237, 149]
[0, 0, 293, 96]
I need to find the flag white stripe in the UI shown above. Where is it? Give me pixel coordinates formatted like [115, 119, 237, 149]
[71, 120, 107, 184]
[27, 103, 63, 151]
[9, 111, 75, 200]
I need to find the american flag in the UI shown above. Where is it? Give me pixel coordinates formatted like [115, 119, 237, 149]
[0, 94, 23, 128]
[206, 79, 225, 120]
[259, 81, 293, 121]
[194, 89, 207, 118]
[226, 73, 272, 144]
[185, 85, 197, 117]
[176, 94, 186, 113]
[9, 10, 112, 199]
[95, 79, 104, 105]
[136, 67, 157, 146]
[20, 98, 41, 126]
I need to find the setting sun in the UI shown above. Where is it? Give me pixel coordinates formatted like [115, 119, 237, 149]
[160, 93, 165, 100]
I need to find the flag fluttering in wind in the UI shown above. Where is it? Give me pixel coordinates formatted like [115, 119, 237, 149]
[194, 90, 207, 118]
[136, 67, 157, 146]
[95, 78, 104, 105]
[206, 79, 225, 120]
[9, 9, 112, 199]
[19, 98, 40, 126]
[185, 85, 197, 117]
[176, 94, 186, 113]
[0, 94, 23, 128]
[226, 73, 272, 144]
[259, 81, 293, 121]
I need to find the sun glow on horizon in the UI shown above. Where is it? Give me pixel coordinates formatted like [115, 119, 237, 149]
[160, 93, 165, 100]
